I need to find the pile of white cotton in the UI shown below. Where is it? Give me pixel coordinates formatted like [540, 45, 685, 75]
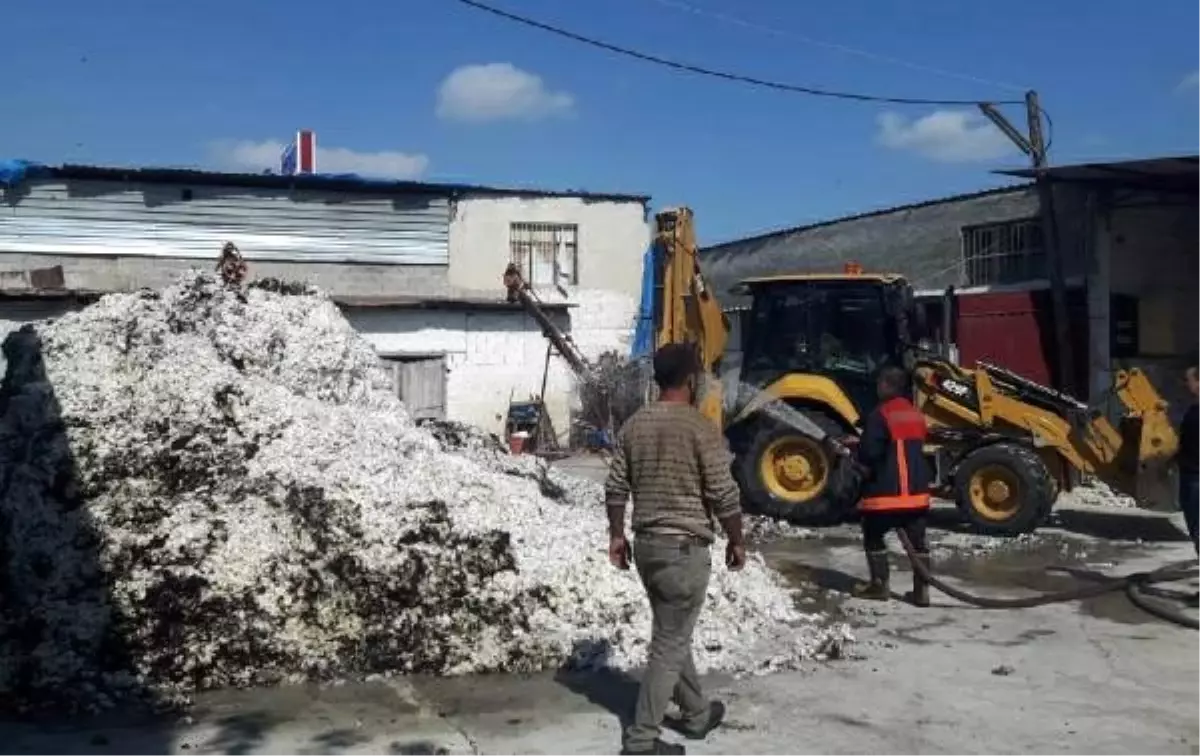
[0, 273, 848, 710]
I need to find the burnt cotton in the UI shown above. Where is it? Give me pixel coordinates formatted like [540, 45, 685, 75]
[0, 272, 849, 710]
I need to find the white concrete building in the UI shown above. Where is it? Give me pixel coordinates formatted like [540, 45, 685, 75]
[0, 163, 651, 440]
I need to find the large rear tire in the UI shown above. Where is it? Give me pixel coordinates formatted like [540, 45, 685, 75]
[953, 442, 1056, 536]
[735, 409, 854, 526]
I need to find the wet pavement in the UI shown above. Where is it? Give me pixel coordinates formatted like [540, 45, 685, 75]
[755, 512, 1195, 629]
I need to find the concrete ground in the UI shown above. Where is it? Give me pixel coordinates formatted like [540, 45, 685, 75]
[3, 454, 1197, 755]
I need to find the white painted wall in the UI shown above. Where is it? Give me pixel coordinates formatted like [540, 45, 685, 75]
[345, 307, 583, 440]
[448, 194, 648, 358]
[419, 194, 650, 438]
[449, 195, 648, 296]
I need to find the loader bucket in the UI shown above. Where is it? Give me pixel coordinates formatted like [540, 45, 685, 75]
[1113, 368, 1180, 511]
[1135, 462, 1178, 512]
[1117, 415, 1178, 511]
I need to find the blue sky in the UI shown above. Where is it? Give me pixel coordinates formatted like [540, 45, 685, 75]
[4, 0, 1197, 243]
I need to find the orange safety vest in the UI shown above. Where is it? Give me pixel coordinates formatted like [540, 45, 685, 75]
[858, 397, 932, 513]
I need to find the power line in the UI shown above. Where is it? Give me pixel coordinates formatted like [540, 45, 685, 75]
[640, 0, 1028, 94]
[452, 0, 1024, 106]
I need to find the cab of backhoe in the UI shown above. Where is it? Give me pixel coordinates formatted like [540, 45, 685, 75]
[737, 273, 914, 420]
[726, 271, 917, 524]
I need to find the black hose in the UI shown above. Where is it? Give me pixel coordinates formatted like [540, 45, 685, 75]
[1126, 579, 1200, 630]
[894, 529, 1198, 626]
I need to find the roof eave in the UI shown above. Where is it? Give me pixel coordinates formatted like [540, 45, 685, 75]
[701, 183, 1033, 253]
[30, 163, 650, 205]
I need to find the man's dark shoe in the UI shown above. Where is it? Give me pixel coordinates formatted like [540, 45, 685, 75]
[670, 700, 727, 740]
[619, 739, 686, 755]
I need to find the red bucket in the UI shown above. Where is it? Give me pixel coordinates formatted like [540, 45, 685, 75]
[509, 434, 527, 455]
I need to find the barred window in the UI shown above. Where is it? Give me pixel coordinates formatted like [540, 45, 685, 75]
[510, 222, 579, 287]
[962, 218, 1046, 286]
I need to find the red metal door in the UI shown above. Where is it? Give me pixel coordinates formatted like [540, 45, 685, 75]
[955, 289, 1088, 394]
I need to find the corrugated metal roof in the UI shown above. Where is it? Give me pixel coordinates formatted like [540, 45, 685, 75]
[702, 184, 1031, 253]
[996, 155, 1198, 193]
[16, 162, 650, 204]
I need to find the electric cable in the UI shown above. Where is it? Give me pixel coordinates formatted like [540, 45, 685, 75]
[452, 0, 1024, 107]
[639, 0, 1029, 94]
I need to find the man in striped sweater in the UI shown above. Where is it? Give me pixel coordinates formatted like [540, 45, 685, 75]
[605, 343, 746, 756]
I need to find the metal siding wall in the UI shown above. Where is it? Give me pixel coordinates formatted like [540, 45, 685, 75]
[0, 180, 450, 265]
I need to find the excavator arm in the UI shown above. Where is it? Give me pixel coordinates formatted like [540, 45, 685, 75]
[651, 207, 729, 426]
[503, 263, 590, 378]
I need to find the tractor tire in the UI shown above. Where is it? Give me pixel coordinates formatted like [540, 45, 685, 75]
[735, 409, 854, 526]
[953, 442, 1056, 536]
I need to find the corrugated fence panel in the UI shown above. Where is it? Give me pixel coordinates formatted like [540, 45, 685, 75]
[0, 180, 450, 265]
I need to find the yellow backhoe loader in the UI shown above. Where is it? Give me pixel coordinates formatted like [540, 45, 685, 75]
[510, 206, 1181, 537]
[659, 207, 1180, 536]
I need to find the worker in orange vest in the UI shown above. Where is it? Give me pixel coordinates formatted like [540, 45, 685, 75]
[851, 364, 933, 606]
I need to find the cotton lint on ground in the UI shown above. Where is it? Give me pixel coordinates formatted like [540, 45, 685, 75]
[0, 273, 848, 710]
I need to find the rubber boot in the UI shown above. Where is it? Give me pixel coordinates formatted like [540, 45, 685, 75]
[906, 552, 931, 607]
[852, 550, 890, 600]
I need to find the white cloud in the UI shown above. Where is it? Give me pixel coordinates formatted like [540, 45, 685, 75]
[1178, 70, 1199, 92]
[875, 109, 1015, 163]
[436, 62, 574, 123]
[209, 139, 429, 179]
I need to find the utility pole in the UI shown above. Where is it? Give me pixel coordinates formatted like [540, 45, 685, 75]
[978, 91, 1076, 396]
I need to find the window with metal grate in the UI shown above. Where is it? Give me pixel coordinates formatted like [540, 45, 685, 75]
[961, 218, 1046, 286]
[509, 222, 579, 287]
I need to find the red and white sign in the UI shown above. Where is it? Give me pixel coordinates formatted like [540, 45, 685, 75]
[280, 130, 317, 175]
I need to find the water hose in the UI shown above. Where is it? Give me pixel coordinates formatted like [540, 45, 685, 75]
[893, 529, 1199, 629]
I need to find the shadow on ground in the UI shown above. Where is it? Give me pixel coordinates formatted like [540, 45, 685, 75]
[385, 740, 451, 755]
[554, 667, 640, 730]
[0, 326, 174, 750]
[198, 712, 285, 755]
[192, 715, 453, 753]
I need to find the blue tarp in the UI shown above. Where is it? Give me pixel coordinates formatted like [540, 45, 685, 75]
[630, 242, 658, 359]
[0, 159, 49, 188]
